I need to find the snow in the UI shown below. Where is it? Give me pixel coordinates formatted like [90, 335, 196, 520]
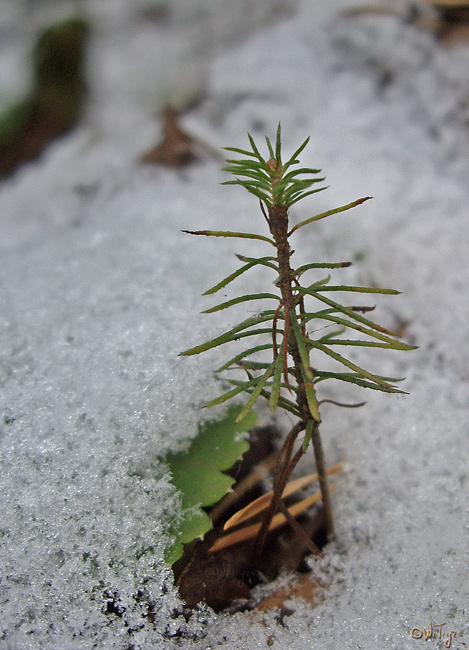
[1, 0, 468, 648]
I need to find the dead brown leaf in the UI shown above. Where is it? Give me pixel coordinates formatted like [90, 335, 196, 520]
[140, 106, 198, 167]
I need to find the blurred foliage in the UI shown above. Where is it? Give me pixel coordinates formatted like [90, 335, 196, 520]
[0, 16, 89, 177]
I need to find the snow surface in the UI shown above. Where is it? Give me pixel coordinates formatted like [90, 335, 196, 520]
[0, 0, 468, 648]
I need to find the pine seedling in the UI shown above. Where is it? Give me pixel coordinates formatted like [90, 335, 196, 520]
[180, 124, 415, 562]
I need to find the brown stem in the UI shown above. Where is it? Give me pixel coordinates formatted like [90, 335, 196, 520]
[309, 420, 334, 538]
[268, 201, 335, 540]
[273, 421, 304, 486]
[277, 501, 322, 556]
[250, 429, 305, 567]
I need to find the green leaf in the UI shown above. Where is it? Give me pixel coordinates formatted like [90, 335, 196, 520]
[223, 159, 269, 172]
[215, 343, 273, 372]
[221, 180, 272, 204]
[290, 310, 313, 380]
[321, 338, 403, 349]
[299, 289, 400, 337]
[281, 167, 323, 182]
[283, 136, 311, 172]
[296, 261, 352, 275]
[314, 371, 406, 393]
[318, 326, 346, 342]
[288, 197, 372, 235]
[265, 135, 275, 159]
[308, 304, 417, 351]
[222, 172, 270, 188]
[247, 132, 263, 159]
[179, 312, 277, 356]
[203, 292, 280, 313]
[307, 338, 395, 390]
[203, 377, 260, 408]
[290, 310, 320, 421]
[204, 256, 277, 295]
[269, 347, 284, 412]
[235, 254, 278, 270]
[315, 285, 400, 295]
[275, 122, 282, 161]
[235, 361, 277, 423]
[234, 360, 272, 370]
[302, 419, 314, 453]
[164, 405, 257, 564]
[223, 146, 260, 158]
[225, 379, 302, 418]
[285, 186, 329, 206]
[182, 229, 274, 245]
[203, 257, 274, 296]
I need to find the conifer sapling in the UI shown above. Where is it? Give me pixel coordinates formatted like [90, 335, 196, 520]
[180, 124, 415, 562]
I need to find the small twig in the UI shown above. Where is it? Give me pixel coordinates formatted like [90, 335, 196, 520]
[273, 421, 304, 485]
[277, 500, 322, 556]
[250, 440, 305, 567]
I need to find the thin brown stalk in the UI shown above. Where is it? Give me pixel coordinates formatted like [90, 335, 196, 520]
[277, 500, 322, 556]
[250, 438, 305, 566]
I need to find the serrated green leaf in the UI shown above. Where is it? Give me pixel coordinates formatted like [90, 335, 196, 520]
[164, 405, 257, 564]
